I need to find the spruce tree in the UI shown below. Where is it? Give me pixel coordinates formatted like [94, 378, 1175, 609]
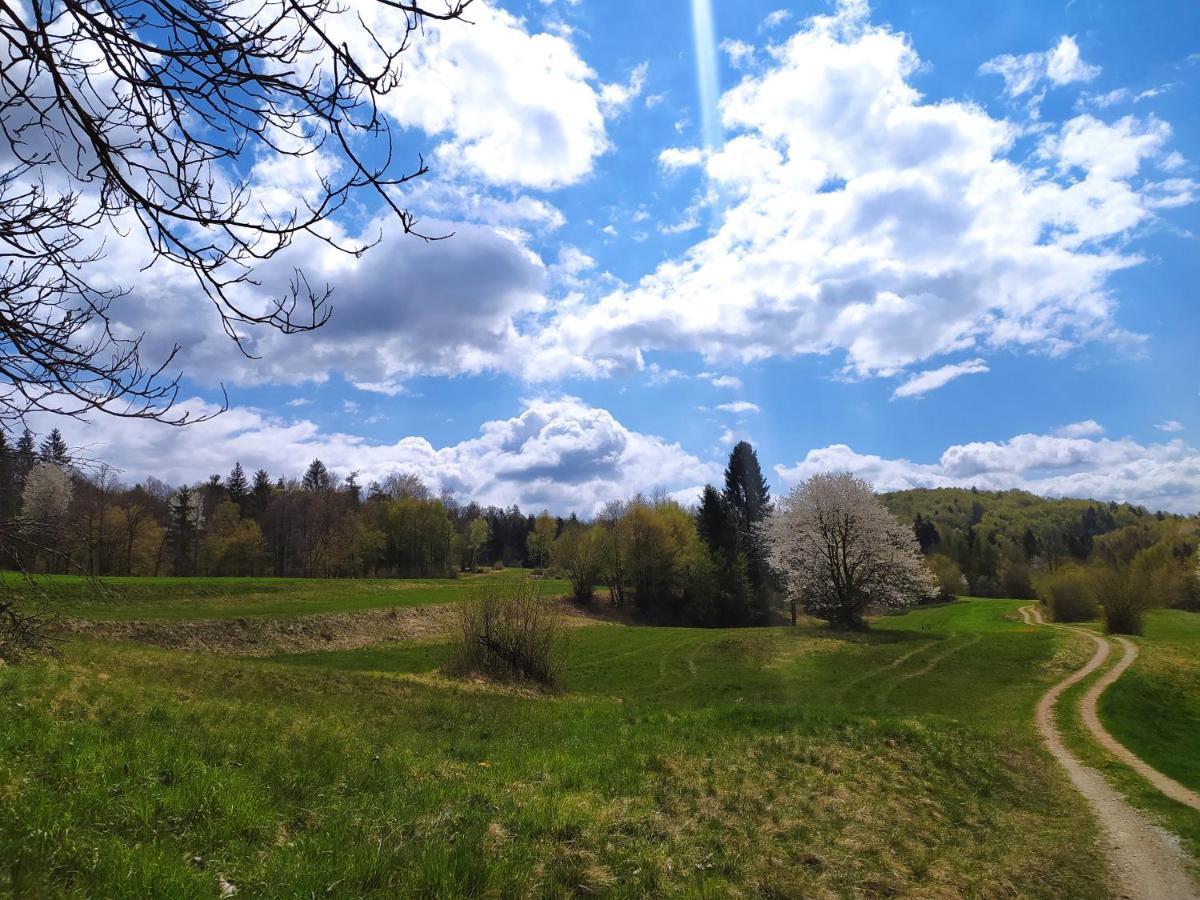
[38, 428, 70, 465]
[696, 485, 732, 554]
[247, 469, 273, 519]
[723, 441, 771, 527]
[302, 459, 332, 492]
[721, 441, 773, 624]
[15, 428, 36, 480]
[226, 462, 250, 512]
[168, 485, 199, 575]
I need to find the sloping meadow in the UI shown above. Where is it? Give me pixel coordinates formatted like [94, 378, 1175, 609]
[0, 599, 1116, 897]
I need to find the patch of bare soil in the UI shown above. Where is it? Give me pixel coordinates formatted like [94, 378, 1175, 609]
[53, 604, 461, 656]
[53, 597, 620, 657]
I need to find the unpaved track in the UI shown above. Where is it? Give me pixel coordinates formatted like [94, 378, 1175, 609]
[1082, 633, 1200, 812]
[1022, 604, 1199, 899]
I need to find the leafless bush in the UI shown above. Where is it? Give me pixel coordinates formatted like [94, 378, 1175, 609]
[445, 578, 563, 687]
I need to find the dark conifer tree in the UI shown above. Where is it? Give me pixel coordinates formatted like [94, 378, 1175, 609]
[38, 428, 70, 465]
[721, 441, 774, 623]
[16, 428, 37, 481]
[249, 469, 274, 519]
[913, 514, 940, 554]
[302, 459, 332, 492]
[168, 485, 199, 575]
[226, 462, 250, 512]
[696, 485, 732, 553]
[723, 441, 771, 526]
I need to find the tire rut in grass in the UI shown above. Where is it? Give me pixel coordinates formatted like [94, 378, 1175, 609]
[1024, 605, 1199, 900]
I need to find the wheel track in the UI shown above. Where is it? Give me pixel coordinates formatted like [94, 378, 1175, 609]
[1023, 604, 1199, 899]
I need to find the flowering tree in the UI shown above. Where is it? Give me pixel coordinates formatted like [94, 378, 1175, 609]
[767, 472, 936, 628]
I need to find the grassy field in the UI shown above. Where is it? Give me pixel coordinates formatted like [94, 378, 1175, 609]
[1, 568, 570, 620]
[0, 594, 1120, 898]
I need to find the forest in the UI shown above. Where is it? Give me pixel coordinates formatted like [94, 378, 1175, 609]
[3, 426, 1197, 629]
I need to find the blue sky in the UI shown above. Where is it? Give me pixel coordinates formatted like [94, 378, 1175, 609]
[56, 0, 1200, 513]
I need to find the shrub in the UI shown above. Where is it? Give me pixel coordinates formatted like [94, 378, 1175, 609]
[551, 524, 600, 605]
[1035, 565, 1097, 623]
[445, 578, 563, 687]
[998, 558, 1036, 600]
[926, 554, 967, 602]
[1091, 565, 1145, 635]
[491, 561, 505, 571]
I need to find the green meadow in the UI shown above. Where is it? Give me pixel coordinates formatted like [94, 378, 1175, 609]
[2, 581, 1198, 897]
[1, 568, 570, 621]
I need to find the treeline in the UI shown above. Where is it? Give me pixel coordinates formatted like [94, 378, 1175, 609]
[1, 427, 566, 579]
[883, 487, 1199, 613]
[0, 427, 780, 627]
[3, 426, 1196, 628]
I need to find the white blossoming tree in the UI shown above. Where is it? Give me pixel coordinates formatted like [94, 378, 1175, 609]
[766, 472, 936, 629]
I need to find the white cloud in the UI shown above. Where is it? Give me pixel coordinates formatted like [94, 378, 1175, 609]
[1055, 420, 1105, 438]
[981, 35, 1100, 99]
[1043, 114, 1171, 180]
[599, 62, 649, 116]
[524, 4, 1191, 383]
[776, 427, 1200, 513]
[359, 1, 610, 189]
[658, 146, 706, 171]
[1160, 151, 1188, 173]
[49, 397, 719, 516]
[762, 9, 791, 31]
[707, 374, 743, 390]
[715, 400, 761, 414]
[891, 358, 989, 399]
[721, 39, 756, 70]
[1158, 420, 1185, 433]
[107, 215, 550, 393]
[1046, 35, 1101, 86]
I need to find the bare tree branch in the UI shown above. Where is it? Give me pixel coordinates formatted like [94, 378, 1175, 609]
[0, 0, 470, 425]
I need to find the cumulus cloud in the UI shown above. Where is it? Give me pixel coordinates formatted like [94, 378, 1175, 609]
[776, 426, 1200, 513]
[523, 3, 1191, 384]
[1157, 420, 1185, 433]
[48, 397, 719, 516]
[344, 1, 610, 189]
[108, 216, 550, 394]
[892, 359, 989, 399]
[980, 35, 1100, 99]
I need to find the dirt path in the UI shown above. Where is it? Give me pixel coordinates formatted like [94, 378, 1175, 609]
[1082, 633, 1200, 813]
[1023, 604, 1198, 899]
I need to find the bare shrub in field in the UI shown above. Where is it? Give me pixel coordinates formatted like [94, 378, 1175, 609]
[1035, 565, 1097, 622]
[446, 578, 564, 687]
